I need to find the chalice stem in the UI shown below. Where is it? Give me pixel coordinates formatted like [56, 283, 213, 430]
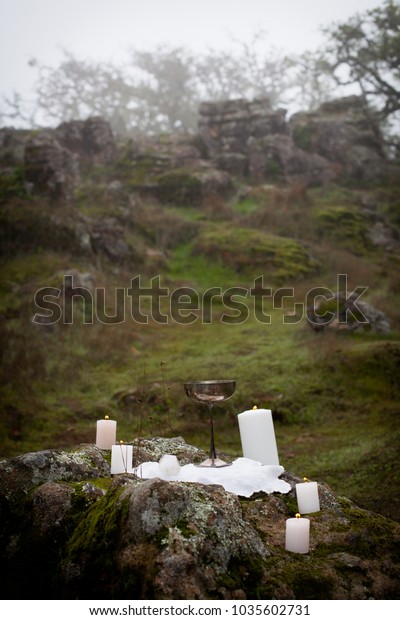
[208, 404, 217, 464]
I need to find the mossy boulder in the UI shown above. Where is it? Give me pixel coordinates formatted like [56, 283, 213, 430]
[309, 292, 391, 334]
[313, 206, 372, 254]
[193, 225, 318, 282]
[0, 438, 399, 600]
[0, 202, 85, 257]
[155, 169, 204, 205]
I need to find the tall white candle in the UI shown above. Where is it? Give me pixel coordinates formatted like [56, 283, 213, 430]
[111, 442, 133, 474]
[96, 415, 117, 450]
[285, 514, 310, 554]
[237, 406, 279, 465]
[296, 479, 320, 514]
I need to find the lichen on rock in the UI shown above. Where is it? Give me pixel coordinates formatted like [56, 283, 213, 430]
[0, 438, 399, 600]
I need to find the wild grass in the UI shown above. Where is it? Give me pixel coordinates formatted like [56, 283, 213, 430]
[1, 174, 399, 522]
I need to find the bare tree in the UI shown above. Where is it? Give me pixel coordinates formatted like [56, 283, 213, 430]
[126, 45, 200, 133]
[320, 0, 400, 151]
[195, 30, 297, 107]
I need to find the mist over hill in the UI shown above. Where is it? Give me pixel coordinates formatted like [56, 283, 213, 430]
[1, 86, 400, 526]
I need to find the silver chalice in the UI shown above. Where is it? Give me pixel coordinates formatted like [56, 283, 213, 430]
[183, 379, 236, 467]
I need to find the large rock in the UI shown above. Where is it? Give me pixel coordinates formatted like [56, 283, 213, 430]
[23, 131, 80, 200]
[55, 117, 117, 167]
[198, 98, 290, 181]
[198, 98, 288, 159]
[0, 437, 399, 600]
[248, 134, 335, 186]
[0, 117, 116, 201]
[89, 217, 135, 262]
[198, 95, 391, 186]
[289, 96, 387, 183]
[116, 133, 234, 203]
[308, 292, 392, 334]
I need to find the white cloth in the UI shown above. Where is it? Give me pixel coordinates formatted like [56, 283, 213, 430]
[131, 457, 290, 497]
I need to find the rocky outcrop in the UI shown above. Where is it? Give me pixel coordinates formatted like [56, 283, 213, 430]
[1, 437, 399, 600]
[289, 96, 387, 183]
[199, 98, 287, 162]
[0, 96, 392, 206]
[0, 127, 80, 201]
[55, 116, 117, 167]
[198, 95, 389, 186]
[23, 131, 80, 200]
[117, 133, 234, 203]
[247, 134, 335, 186]
[198, 98, 289, 180]
[307, 293, 391, 334]
[0, 117, 117, 201]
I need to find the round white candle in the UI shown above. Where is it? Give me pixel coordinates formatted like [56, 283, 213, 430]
[296, 480, 320, 514]
[111, 443, 133, 474]
[285, 514, 310, 554]
[159, 454, 181, 476]
[237, 407, 279, 465]
[96, 416, 117, 450]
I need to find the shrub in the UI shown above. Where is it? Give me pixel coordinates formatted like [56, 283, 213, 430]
[155, 170, 203, 206]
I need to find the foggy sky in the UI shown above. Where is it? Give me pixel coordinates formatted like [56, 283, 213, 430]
[0, 0, 385, 100]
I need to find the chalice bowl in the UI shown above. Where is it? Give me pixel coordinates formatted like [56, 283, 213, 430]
[183, 380, 236, 467]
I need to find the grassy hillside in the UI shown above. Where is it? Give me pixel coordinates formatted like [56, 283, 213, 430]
[1, 160, 400, 521]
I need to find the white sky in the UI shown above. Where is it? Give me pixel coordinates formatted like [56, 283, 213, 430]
[0, 0, 385, 100]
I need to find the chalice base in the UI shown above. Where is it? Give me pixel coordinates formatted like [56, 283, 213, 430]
[196, 457, 232, 468]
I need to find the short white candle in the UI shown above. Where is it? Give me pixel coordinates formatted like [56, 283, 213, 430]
[237, 406, 279, 465]
[159, 454, 181, 476]
[111, 442, 133, 474]
[96, 415, 117, 450]
[285, 514, 310, 554]
[296, 479, 320, 514]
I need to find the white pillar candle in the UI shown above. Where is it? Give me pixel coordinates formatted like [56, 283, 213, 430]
[159, 454, 181, 476]
[285, 514, 310, 554]
[111, 442, 133, 474]
[237, 406, 279, 465]
[96, 415, 117, 450]
[296, 479, 320, 514]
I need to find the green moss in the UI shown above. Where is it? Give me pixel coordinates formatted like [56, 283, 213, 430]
[287, 565, 335, 599]
[175, 519, 197, 538]
[264, 158, 284, 181]
[334, 499, 400, 560]
[193, 224, 318, 282]
[155, 169, 203, 206]
[232, 197, 261, 215]
[66, 484, 128, 553]
[292, 124, 313, 152]
[0, 167, 29, 204]
[168, 241, 239, 288]
[62, 482, 134, 596]
[280, 493, 299, 516]
[315, 296, 371, 326]
[314, 206, 372, 254]
[0, 202, 81, 257]
[218, 554, 266, 598]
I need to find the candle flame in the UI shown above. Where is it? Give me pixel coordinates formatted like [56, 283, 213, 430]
[105, 415, 110, 420]
[252, 405, 258, 410]
[119, 440, 124, 445]
[303, 477, 309, 482]
[295, 513, 301, 519]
